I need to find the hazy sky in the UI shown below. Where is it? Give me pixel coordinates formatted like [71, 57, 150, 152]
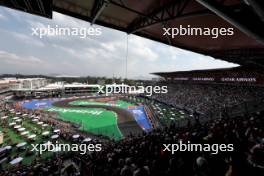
[0, 7, 239, 79]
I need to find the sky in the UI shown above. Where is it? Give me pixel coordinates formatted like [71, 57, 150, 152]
[0, 6, 239, 80]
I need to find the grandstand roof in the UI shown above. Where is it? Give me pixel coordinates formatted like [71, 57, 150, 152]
[1, 0, 264, 67]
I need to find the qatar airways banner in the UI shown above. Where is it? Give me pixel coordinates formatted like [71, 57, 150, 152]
[168, 77, 259, 83]
[220, 77, 256, 82]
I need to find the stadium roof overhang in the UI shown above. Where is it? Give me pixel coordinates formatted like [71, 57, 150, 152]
[1, 0, 264, 68]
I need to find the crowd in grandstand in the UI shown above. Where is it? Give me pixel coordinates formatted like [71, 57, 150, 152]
[1, 83, 264, 176]
[86, 111, 263, 176]
[152, 83, 264, 115]
[1, 100, 263, 176]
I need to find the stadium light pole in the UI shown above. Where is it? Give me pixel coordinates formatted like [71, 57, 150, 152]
[125, 35, 129, 80]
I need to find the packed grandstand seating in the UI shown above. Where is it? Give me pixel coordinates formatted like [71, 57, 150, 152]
[0, 92, 263, 176]
[87, 111, 264, 176]
[152, 83, 264, 116]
